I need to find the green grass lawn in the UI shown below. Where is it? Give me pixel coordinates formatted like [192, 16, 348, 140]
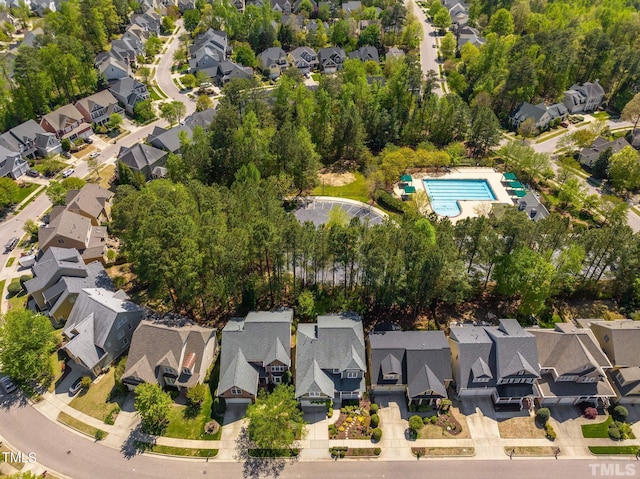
[5, 257, 15, 267]
[592, 111, 610, 120]
[6, 277, 28, 310]
[149, 87, 162, 101]
[312, 171, 369, 204]
[163, 355, 222, 441]
[0, 443, 25, 471]
[581, 416, 635, 439]
[69, 367, 126, 422]
[13, 182, 39, 204]
[589, 446, 640, 455]
[134, 441, 218, 457]
[58, 411, 107, 440]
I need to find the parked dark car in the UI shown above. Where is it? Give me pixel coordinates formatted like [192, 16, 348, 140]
[0, 376, 16, 394]
[4, 237, 18, 252]
[83, 137, 93, 144]
[26, 169, 39, 177]
[62, 151, 72, 159]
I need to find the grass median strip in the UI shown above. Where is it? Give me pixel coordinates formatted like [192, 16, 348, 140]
[504, 446, 556, 456]
[134, 441, 218, 458]
[412, 447, 474, 457]
[16, 185, 45, 212]
[58, 411, 108, 440]
[589, 446, 640, 455]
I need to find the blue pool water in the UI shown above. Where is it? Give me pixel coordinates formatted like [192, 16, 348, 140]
[423, 179, 496, 217]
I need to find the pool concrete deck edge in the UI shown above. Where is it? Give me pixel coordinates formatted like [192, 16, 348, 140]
[394, 168, 515, 223]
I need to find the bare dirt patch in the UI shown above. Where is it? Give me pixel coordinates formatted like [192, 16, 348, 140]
[498, 416, 546, 439]
[318, 171, 355, 187]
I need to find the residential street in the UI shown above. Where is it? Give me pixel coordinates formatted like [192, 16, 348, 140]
[406, 0, 446, 96]
[155, 20, 197, 118]
[0, 398, 636, 479]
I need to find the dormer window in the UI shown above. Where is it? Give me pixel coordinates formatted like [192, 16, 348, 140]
[231, 387, 242, 395]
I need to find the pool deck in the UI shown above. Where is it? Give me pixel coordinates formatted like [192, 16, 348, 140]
[394, 168, 515, 223]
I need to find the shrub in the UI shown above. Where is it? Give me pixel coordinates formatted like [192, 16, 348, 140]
[370, 414, 380, 428]
[430, 416, 438, 424]
[608, 425, 622, 440]
[374, 447, 381, 456]
[7, 282, 22, 296]
[370, 403, 379, 414]
[328, 424, 337, 436]
[327, 408, 333, 418]
[423, 416, 430, 425]
[95, 429, 106, 441]
[80, 376, 92, 389]
[186, 383, 207, 407]
[536, 408, 551, 424]
[618, 422, 633, 440]
[613, 405, 629, 422]
[104, 405, 120, 425]
[545, 422, 556, 440]
[19, 275, 31, 287]
[338, 426, 345, 433]
[409, 415, 423, 433]
[374, 190, 406, 215]
[583, 407, 598, 420]
[372, 428, 382, 441]
[439, 399, 452, 412]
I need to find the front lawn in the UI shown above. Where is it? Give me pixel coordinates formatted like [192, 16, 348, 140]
[69, 367, 126, 423]
[412, 447, 474, 457]
[312, 171, 369, 204]
[418, 411, 471, 439]
[13, 182, 40, 204]
[163, 354, 222, 441]
[134, 441, 218, 457]
[582, 416, 636, 439]
[498, 416, 546, 439]
[504, 446, 556, 456]
[0, 443, 25, 470]
[6, 277, 29, 310]
[57, 411, 107, 440]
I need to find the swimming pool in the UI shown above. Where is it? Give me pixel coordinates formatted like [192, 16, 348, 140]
[423, 179, 496, 217]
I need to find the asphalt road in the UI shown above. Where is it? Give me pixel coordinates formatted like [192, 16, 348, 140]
[155, 20, 197, 118]
[0, 397, 637, 479]
[406, 0, 446, 96]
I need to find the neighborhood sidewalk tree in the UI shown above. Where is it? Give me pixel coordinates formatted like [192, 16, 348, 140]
[160, 101, 187, 125]
[134, 383, 173, 434]
[106, 113, 123, 132]
[622, 92, 640, 131]
[246, 384, 305, 450]
[0, 309, 56, 385]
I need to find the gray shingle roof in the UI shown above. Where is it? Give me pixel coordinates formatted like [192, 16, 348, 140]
[218, 310, 292, 395]
[147, 124, 192, 153]
[583, 319, 640, 367]
[295, 359, 334, 397]
[25, 248, 89, 295]
[380, 353, 402, 375]
[295, 313, 366, 398]
[450, 319, 539, 394]
[117, 143, 167, 172]
[408, 364, 447, 398]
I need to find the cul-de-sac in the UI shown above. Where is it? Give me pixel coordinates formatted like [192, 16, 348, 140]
[0, 0, 639, 477]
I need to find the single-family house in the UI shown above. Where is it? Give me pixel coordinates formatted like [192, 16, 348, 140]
[178, 0, 196, 12]
[528, 323, 616, 407]
[109, 77, 150, 114]
[147, 124, 192, 154]
[217, 60, 253, 85]
[578, 319, 640, 405]
[348, 45, 379, 63]
[96, 54, 131, 81]
[0, 119, 61, 158]
[64, 183, 113, 226]
[318, 47, 346, 73]
[510, 101, 568, 131]
[63, 288, 144, 376]
[218, 310, 293, 404]
[455, 25, 485, 49]
[368, 331, 452, 406]
[131, 9, 162, 36]
[38, 209, 108, 264]
[449, 319, 540, 409]
[75, 90, 125, 127]
[563, 80, 605, 114]
[122, 312, 217, 391]
[271, 0, 292, 14]
[296, 313, 366, 410]
[40, 104, 93, 141]
[189, 29, 228, 72]
[117, 143, 168, 180]
[448, 2, 468, 27]
[341, 0, 361, 13]
[25, 247, 113, 324]
[31, 0, 57, 16]
[257, 47, 289, 79]
[184, 108, 217, 130]
[578, 137, 631, 169]
[386, 46, 405, 59]
[288, 46, 318, 74]
[0, 145, 27, 179]
[109, 38, 141, 65]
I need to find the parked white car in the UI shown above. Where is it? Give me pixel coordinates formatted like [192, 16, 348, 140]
[61, 168, 75, 178]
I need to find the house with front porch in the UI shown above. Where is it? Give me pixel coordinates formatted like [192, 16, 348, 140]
[368, 330, 452, 406]
[0, 119, 61, 158]
[449, 319, 540, 409]
[63, 288, 144, 377]
[75, 90, 124, 127]
[578, 319, 640, 405]
[122, 311, 217, 392]
[40, 104, 93, 141]
[527, 323, 616, 407]
[296, 313, 366, 411]
[218, 310, 293, 404]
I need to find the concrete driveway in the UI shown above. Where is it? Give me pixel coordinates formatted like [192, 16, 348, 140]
[217, 403, 248, 460]
[52, 363, 84, 405]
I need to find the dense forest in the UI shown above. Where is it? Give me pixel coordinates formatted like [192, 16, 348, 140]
[111, 168, 640, 325]
[446, 0, 640, 116]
